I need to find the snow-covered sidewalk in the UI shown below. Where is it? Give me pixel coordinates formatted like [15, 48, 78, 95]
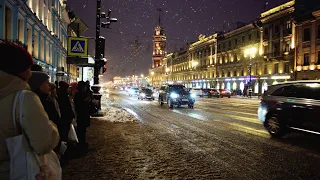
[94, 96, 137, 123]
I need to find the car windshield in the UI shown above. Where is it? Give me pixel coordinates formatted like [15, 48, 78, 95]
[143, 89, 152, 93]
[131, 88, 138, 91]
[170, 85, 188, 92]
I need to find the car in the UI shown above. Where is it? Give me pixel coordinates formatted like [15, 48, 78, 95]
[218, 89, 231, 98]
[138, 88, 155, 100]
[191, 88, 203, 97]
[258, 81, 320, 137]
[128, 87, 139, 96]
[208, 89, 220, 98]
[158, 84, 196, 108]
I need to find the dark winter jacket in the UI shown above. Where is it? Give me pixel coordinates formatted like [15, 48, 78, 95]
[37, 92, 61, 126]
[58, 92, 75, 124]
[74, 92, 90, 126]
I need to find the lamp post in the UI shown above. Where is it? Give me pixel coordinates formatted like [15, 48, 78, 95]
[244, 47, 257, 85]
[166, 68, 169, 84]
[192, 61, 198, 87]
[151, 72, 155, 87]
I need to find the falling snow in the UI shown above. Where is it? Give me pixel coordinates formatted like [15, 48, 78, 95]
[67, 0, 281, 80]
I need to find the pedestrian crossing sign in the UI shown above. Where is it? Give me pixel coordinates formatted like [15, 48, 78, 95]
[68, 37, 88, 57]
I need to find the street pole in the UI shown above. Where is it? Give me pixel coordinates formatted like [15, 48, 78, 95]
[94, 0, 101, 85]
[249, 63, 252, 84]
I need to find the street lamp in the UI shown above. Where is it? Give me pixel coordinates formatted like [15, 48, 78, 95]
[141, 74, 144, 78]
[151, 72, 155, 87]
[192, 61, 199, 68]
[244, 47, 258, 83]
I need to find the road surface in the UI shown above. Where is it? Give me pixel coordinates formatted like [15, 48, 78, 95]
[63, 91, 320, 180]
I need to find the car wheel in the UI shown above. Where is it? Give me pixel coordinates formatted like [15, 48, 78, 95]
[138, 97, 140, 100]
[228, 96, 231, 98]
[159, 97, 164, 106]
[188, 104, 194, 109]
[168, 99, 173, 108]
[265, 116, 286, 137]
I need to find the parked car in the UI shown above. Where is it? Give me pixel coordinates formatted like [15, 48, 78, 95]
[258, 81, 320, 137]
[138, 88, 154, 100]
[159, 85, 196, 108]
[128, 87, 139, 96]
[191, 88, 203, 97]
[218, 89, 231, 98]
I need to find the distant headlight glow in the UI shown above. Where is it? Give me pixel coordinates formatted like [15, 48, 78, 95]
[153, 93, 157, 97]
[141, 93, 146, 97]
[170, 93, 179, 98]
[191, 93, 196, 98]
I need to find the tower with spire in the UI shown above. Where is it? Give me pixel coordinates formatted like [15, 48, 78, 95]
[152, 8, 167, 68]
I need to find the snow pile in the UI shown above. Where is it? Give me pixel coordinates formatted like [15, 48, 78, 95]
[95, 105, 137, 123]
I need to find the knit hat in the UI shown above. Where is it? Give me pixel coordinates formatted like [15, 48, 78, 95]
[28, 71, 49, 92]
[59, 81, 69, 90]
[0, 43, 33, 75]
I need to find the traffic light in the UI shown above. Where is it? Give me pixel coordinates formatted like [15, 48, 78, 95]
[97, 36, 105, 59]
[103, 64, 107, 73]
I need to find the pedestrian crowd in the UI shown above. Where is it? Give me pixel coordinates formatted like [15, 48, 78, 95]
[0, 43, 94, 179]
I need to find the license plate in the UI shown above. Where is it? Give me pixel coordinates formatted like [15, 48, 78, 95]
[182, 99, 188, 101]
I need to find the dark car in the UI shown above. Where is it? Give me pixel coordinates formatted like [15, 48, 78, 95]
[218, 89, 231, 98]
[159, 85, 196, 108]
[258, 81, 320, 137]
[138, 88, 154, 100]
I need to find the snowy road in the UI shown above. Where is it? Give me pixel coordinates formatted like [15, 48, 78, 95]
[63, 91, 320, 180]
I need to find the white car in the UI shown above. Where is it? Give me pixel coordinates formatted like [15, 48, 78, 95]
[190, 89, 203, 97]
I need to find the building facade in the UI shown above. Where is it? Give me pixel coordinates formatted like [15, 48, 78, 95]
[0, 0, 78, 82]
[295, 10, 320, 80]
[149, 1, 320, 95]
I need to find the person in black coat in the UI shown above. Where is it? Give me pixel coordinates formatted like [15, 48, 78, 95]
[57, 81, 75, 142]
[28, 71, 61, 152]
[74, 81, 91, 151]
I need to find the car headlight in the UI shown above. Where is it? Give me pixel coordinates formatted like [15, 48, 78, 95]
[191, 93, 196, 98]
[153, 93, 157, 97]
[130, 90, 134, 94]
[141, 93, 146, 97]
[170, 93, 179, 98]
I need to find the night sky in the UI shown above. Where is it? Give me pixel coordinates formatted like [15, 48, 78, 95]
[66, 0, 285, 81]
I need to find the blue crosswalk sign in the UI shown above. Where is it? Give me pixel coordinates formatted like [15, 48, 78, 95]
[68, 37, 88, 57]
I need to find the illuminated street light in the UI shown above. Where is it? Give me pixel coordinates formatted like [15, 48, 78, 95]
[151, 72, 155, 87]
[192, 61, 199, 68]
[244, 46, 258, 87]
[141, 74, 144, 78]
[166, 68, 170, 73]
[244, 47, 258, 59]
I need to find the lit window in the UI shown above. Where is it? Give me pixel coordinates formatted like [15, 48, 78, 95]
[304, 53, 310, 66]
[286, 21, 291, 29]
[285, 41, 290, 52]
[274, 64, 279, 74]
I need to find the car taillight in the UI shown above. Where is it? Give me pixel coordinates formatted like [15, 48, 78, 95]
[260, 98, 263, 103]
[272, 101, 279, 108]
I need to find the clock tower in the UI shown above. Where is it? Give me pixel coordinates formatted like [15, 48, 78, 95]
[152, 8, 166, 68]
